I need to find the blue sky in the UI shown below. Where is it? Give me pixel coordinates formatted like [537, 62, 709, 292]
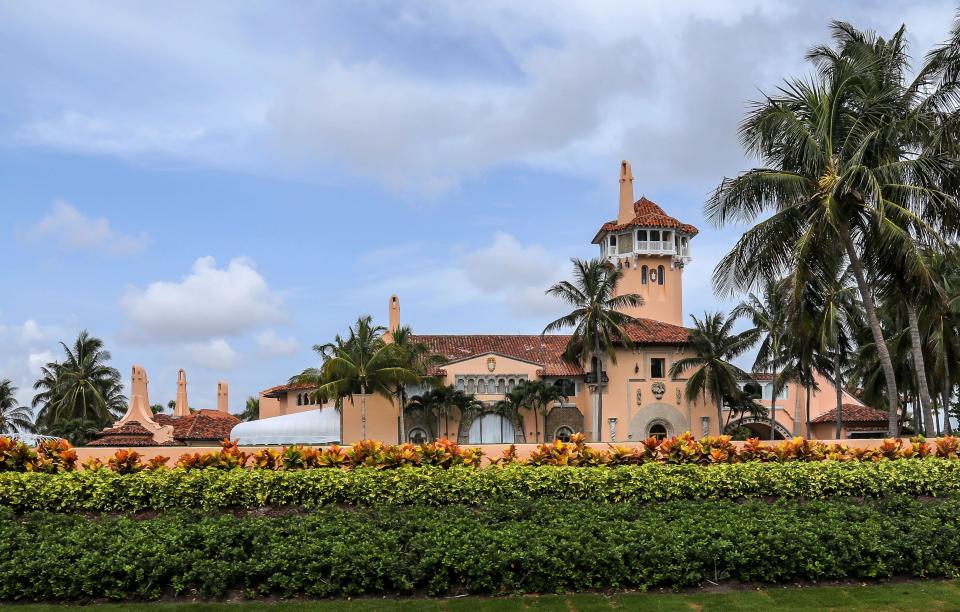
[1, 0, 956, 410]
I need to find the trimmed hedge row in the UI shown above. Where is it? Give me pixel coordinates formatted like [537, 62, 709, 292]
[2, 497, 960, 600]
[3, 460, 960, 512]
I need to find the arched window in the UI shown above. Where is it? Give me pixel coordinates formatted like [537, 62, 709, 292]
[648, 423, 668, 441]
[507, 378, 516, 392]
[409, 427, 429, 445]
[477, 379, 487, 394]
[296, 393, 302, 406]
[497, 378, 506, 394]
[456, 379, 465, 392]
[657, 265, 665, 286]
[468, 412, 514, 444]
[467, 379, 476, 394]
[555, 426, 574, 443]
[641, 265, 648, 285]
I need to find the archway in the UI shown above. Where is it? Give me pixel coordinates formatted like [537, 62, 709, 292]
[724, 417, 791, 440]
[629, 402, 688, 440]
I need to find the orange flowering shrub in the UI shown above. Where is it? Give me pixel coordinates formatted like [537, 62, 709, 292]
[3, 433, 960, 473]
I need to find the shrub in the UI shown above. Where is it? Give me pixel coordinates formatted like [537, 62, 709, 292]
[4, 460, 960, 513]
[1, 497, 960, 600]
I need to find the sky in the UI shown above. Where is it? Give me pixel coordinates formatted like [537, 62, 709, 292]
[1, 0, 957, 412]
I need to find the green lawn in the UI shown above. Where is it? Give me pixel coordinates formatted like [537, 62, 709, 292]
[6, 581, 960, 612]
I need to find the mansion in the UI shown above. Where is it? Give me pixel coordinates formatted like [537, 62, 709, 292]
[245, 161, 889, 446]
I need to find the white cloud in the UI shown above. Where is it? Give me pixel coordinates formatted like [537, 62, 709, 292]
[3, 1, 955, 195]
[19, 320, 45, 344]
[120, 256, 285, 343]
[182, 338, 239, 370]
[255, 329, 300, 358]
[27, 351, 54, 376]
[370, 232, 568, 322]
[23, 200, 150, 255]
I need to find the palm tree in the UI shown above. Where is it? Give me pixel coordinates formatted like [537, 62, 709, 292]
[544, 258, 643, 441]
[31, 331, 126, 430]
[514, 380, 568, 443]
[669, 312, 759, 436]
[733, 278, 791, 440]
[239, 396, 259, 422]
[708, 17, 960, 436]
[0, 380, 35, 434]
[389, 325, 446, 442]
[291, 316, 418, 440]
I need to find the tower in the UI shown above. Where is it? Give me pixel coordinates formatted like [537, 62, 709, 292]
[591, 160, 698, 326]
[174, 368, 190, 417]
[217, 381, 229, 413]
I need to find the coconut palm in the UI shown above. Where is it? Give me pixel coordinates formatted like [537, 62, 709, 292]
[389, 325, 446, 442]
[31, 331, 126, 430]
[733, 278, 791, 440]
[0, 380, 35, 434]
[669, 312, 759, 436]
[292, 316, 418, 440]
[709, 17, 960, 436]
[544, 258, 643, 441]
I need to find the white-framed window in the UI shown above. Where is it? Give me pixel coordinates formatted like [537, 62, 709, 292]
[456, 379, 465, 392]
[641, 265, 648, 285]
[763, 383, 788, 400]
[468, 413, 514, 444]
[648, 423, 668, 440]
[555, 426, 574, 442]
[607, 234, 617, 257]
[467, 379, 476, 394]
[477, 379, 487, 394]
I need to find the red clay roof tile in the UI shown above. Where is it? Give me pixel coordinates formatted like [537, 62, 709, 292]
[593, 197, 699, 243]
[811, 404, 888, 424]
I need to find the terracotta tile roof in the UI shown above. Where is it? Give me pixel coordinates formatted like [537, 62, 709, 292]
[261, 382, 316, 396]
[87, 421, 178, 447]
[811, 404, 889, 424]
[411, 334, 582, 376]
[738, 373, 776, 382]
[593, 197, 699, 243]
[155, 410, 240, 441]
[621, 320, 689, 344]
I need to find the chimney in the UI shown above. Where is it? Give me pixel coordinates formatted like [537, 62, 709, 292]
[217, 381, 229, 413]
[385, 294, 400, 343]
[174, 369, 190, 417]
[618, 160, 635, 224]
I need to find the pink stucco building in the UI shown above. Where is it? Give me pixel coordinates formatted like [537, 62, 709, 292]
[253, 161, 887, 445]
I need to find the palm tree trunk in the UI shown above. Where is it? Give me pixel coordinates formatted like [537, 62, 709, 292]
[716, 395, 724, 437]
[840, 228, 900, 436]
[769, 365, 778, 441]
[835, 347, 844, 440]
[594, 336, 603, 442]
[906, 301, 935, 436]
[360, 382, 367, 440]
[805, 378, 812, 440]
[398, 387, 406, 444]
[943, 360, 953, 436]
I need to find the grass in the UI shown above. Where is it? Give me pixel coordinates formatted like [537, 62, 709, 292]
[5, 580, 960, 612]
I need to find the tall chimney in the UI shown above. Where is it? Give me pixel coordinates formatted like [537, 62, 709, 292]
[217, 381, 229, 413]
[387, 294, 401, 339]
[618, 160, 635, 224]
[174, 369, 190, 417]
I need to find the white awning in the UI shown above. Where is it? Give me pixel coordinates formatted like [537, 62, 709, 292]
[230, 408, 340, 445]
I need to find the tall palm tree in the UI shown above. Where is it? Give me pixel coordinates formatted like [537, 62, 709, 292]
[31, 331, 126, 430]
[544, 258, 643, 441]
[733, 278, 791, 440]
[389, 325, 446, 442]
[669, 312, 759, 436]
[709, 17, 960, 436]
[0, 380, 35, 434]
[291, 316, 418, 440]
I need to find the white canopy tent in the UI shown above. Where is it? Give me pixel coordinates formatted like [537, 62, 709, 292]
[230, 408, 340, 445]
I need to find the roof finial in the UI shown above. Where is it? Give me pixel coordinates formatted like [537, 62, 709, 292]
[618, 160, 635, 224]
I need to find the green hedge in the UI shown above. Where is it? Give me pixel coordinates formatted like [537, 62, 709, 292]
[3, 460, 960, 512]
[2, 497, 960, 600]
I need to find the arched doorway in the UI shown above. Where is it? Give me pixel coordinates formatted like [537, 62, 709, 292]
[725, 417, 791, 440]
[629, 402, 688, 440]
